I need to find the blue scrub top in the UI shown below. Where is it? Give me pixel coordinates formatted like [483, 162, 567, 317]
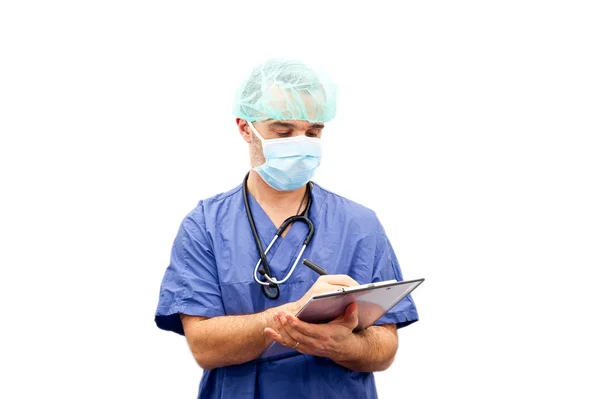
[155, 182, 419, 399]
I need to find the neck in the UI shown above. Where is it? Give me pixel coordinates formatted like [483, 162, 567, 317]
[247, 170, 307, 211]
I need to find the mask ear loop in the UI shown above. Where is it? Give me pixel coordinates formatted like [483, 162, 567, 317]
[249, 122, 269, 173]
[248, 121, 266, 142]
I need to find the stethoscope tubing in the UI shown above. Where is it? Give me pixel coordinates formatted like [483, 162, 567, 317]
[243, 172, 314, 293]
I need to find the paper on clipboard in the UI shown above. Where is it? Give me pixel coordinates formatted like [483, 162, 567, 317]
[259, 278, 424, 359]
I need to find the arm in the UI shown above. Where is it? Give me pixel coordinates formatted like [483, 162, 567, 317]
[181, 275, 359, 370]
[180, 302, 300, 370]
[265, 303, 399, 372]
[334, 324, 398, 372]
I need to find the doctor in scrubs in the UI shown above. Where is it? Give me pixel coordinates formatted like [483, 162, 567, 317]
[155, 58, 419, 399]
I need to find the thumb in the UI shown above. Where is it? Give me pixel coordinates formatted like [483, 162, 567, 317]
[344, 302, 359, 325]
[332, 302, 359, 328]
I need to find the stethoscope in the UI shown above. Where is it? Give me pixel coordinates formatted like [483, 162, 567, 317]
[243, 172, 315, 299]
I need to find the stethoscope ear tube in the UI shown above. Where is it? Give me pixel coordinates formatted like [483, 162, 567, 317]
[243, 173, 275, 281]
[303, 218, 314, 245]
[277, 215, 309, 236]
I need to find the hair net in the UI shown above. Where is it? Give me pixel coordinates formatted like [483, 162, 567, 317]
[233, 58, 337, 123]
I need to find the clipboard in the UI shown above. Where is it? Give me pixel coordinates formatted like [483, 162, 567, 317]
[259, 278, 424, 359]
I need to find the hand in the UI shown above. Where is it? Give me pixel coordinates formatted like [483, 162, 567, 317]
[296, 274, 359, 309]
[264, 302, 360, 362]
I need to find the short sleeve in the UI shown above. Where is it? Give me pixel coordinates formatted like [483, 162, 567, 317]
[155, 202, 225, 335]
[371, 219, 419, 329]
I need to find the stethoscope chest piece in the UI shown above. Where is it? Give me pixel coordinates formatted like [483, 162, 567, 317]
[261, 284, 280, 300]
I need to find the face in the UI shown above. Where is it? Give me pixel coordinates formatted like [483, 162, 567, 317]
[236, 119, 325, 167]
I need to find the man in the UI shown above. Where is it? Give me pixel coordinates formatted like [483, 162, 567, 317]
[155, 58, 419, 398]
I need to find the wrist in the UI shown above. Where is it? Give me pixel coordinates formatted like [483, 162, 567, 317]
[287, 300, 302, 315]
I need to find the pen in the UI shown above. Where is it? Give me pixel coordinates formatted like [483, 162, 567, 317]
[302, 259, 329, 276]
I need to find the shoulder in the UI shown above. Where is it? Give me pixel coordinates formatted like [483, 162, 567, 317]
[313, 182, 382, 232]
[184, 184, 243, 227]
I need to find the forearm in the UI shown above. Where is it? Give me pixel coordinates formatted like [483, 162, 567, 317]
[333, 325, 398, 372]
[182, 302, 300, 370]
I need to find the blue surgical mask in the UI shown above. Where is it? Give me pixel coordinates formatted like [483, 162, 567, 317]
[249, 122, 322, 191]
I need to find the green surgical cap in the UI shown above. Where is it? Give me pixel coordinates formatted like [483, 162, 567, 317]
[233, 58, 337, 123]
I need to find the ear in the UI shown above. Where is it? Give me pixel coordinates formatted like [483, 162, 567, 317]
[236, 118, 252, 144]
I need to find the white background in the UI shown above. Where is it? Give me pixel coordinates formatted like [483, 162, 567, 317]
[1, 1, 599, 398]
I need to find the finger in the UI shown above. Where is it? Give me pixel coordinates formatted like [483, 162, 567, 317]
[264, 327, 283, 342]
[275, 312, 299, 347]
[281, 314, 322, 345]
[330, 303, 359, 329]
[264, 328, 293, 349]
[285, 315, 325, 340]
[320, 274, 359, 287]
[278, 321, 323, 356]
[268, 314, 297, 348]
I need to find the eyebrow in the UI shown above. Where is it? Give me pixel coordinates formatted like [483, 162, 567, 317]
[268, 121, 325, 130]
